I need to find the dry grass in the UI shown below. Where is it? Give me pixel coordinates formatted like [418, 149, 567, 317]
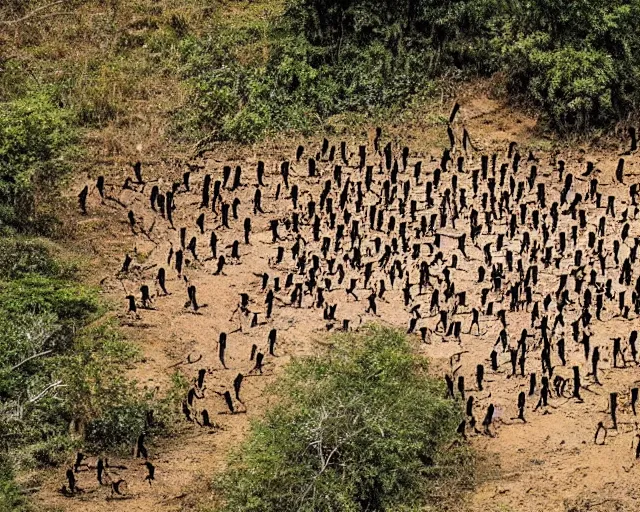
[1, 0, 222, 177]
[1, 0, 290, 182]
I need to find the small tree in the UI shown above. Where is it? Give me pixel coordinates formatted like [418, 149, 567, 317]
[215, 325, 472, 512]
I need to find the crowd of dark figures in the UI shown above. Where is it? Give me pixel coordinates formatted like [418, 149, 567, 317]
[68, 105, 640, 498]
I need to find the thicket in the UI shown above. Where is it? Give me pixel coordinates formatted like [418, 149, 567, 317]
[495, 0, 640, 131]
[0, 89, 77, 233]
[0, 238, 182, 501]
[214, 326, 471, 511]
[179, 0, 640, 142]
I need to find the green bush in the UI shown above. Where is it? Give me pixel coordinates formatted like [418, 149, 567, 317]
[85, 399, 150, 451]
[215, 326, 470, 512]
[56, 326, 185, 453]
[177, 0, 640, 141]
[83, 383, 185, 453]
[0, 456, 28, 512]
[0, 276, 100, 328]
[0, 238, 73, 281]
[0, 60, 30, 103]
[493, 0, 640, 131]
[0, 242, 178, 488]
[532, 47, 615, 130]
[0, 90, 77, 232]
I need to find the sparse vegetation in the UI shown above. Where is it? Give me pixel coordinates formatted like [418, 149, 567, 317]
[214, 326, 472, 511]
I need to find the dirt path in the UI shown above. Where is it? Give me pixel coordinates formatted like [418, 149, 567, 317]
[34, 98, 640, 512]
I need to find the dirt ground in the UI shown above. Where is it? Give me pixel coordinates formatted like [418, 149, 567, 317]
[33, 95, 640, 512]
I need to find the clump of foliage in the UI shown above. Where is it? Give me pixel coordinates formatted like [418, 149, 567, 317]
[215, 326, 471, 511]
[178, 0, 640, 142]
[492, 0, 640, 131]
[0, 90, 77, 232]
[176, 23, 330, 144]
[0, 455, 28, 512]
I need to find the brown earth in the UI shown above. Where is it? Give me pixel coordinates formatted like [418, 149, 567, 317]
[32, 95, 640, 512]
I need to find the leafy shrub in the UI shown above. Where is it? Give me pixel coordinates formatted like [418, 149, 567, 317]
[0, 60, 30, 103]
[492, 0, 640, 130]
[0, 91, 77, 232]
[83, 380, 184, 453]
[176, 27, 319, 143]
[531, 47, 614, 130]
[85, 399, 150, 451]
[215, 326, 470, 512]
[52, 325, 147, 452]
[0, 237, 79, 283]
[0, 455, 28, 512]
[60, 326, 184, 453]
[28, 435, 78, 468]
[177, 0, 500, 143]
[178, 0, 640, 141]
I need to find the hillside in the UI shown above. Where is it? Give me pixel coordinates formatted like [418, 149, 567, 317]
[2, 1, 640, 512]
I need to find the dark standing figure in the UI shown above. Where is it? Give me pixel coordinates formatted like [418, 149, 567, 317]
[136, 433, 148, 459]
[78, 185, 89, 214]
[144, 462, 155, 485]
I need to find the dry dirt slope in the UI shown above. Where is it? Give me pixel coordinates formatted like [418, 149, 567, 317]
[35, 100, 640, 512]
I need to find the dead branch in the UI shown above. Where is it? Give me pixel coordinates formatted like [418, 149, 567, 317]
[0, 1, 64, 25]
[28, 380, 66, 403]
[11, 350, 53, 371]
